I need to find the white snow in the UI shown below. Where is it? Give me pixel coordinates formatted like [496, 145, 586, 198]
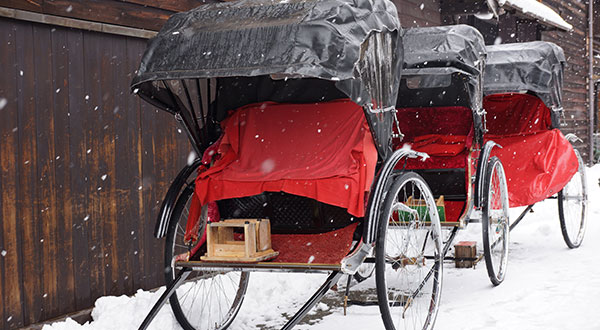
[43, 165, 600, 330]
[498, 0, 573, 31]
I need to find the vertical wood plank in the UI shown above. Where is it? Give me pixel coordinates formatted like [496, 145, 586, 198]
[14, 19, 42, 326]
[113, 36, 135, 295]
[140, 93, 158, 289]
[99, 32, 120, 295]
[66, 28, 93, 311]
[50, 26, 77, 315]
[83, 30, 107, 300]
[32, 23, 60, 321]
[0, 18, 24, 329]
[125, 38, 145, 292]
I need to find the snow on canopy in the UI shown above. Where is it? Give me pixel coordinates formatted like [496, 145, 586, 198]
[498, 0, 573, 31]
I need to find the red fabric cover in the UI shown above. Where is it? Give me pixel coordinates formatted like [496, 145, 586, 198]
[488, 129, 578, 207]
[483, 93, 552, 135]
[444, 201, 466, 223]
[270, 223, 358, 264]
[195, 99, 377, 217]
[394, 106, 473, 170]
[413, 134, 468, 157]
[185, 139, 224, 243]
[394, 106, 474, 143]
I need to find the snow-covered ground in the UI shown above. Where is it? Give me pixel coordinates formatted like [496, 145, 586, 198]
[45, 165, 600, 330]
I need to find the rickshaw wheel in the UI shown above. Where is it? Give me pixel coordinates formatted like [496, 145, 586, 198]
[558, 150, 587, 249]
[376, 172, 443, 330]
[481, 156, 510, 286]
[165, 184, 249, 330]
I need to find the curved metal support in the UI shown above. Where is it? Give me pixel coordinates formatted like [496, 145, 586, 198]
[474, 140, 501, 209]
[154, 158, 203, 238]
[342, 147, 429, 274]
[367, 146, 430, 243]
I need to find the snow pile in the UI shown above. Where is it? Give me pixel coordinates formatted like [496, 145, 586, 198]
[44, 165, 600, 330]
[498, 0, 573, 31]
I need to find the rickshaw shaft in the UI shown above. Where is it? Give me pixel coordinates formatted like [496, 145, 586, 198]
[138, 269, 191, 330]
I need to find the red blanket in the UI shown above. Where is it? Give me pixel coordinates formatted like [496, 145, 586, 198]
[488, 129, 577, 207]
[195, 99, 377, 217]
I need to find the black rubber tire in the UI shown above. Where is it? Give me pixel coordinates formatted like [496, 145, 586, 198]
[481, 156, 510, 287]
[164, 183, 249, 330]
[376, 172, 443, 330]
[558, 150, 587, 249]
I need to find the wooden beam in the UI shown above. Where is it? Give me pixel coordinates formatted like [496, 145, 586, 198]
[0, 7, 157, 39]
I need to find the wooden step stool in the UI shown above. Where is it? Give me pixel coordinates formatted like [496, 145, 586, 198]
[201, 219, 279, 262]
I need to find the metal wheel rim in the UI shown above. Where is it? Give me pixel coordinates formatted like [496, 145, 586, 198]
[378, 174, 443, 330]
[559, 153, 587, 247]
[167, 186, 248, 330]
[484, 160, 509, 283]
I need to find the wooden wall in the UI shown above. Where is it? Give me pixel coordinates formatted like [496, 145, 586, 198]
[394, 0, 441, 27]
[540, 0, 592, 160]
[0, 0, 211, 32]
[0, 17, 190, 329]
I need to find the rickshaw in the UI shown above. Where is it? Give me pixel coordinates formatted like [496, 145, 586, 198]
[131, 0, 448, 329]
[483, 41, 587, 250]
[391, 25, 513, 286]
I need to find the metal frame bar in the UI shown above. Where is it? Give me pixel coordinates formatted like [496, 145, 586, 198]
[281, 271, 343, 330]
[175, 260, 341, 274]
[138, 269, 191, 330]
[509, 204, 534, 232]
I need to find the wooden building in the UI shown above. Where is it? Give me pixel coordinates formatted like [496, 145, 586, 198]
[0, 0, 596, 329]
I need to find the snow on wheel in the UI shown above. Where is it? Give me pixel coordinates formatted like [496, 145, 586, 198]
[558, 149, 587, 249]
[165, 184, 249, 330]
[376, 172, 443, 330]
[481, 156, 510, 286]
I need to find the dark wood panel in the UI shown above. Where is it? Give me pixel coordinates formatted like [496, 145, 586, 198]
[83, 30, 108, 301]
[0, 18, 24, 330]
[66, 27, 93, 311]
[14, 19, 43, 326]
[50, 26, 77, 316]
[2, 0, 173, 31]
[112, 35, 135, 296]
[125, 39, 146, 292]
[122, 0, 205, 12]
[0, 17, 194, 328]
[32, 23, 60, 321]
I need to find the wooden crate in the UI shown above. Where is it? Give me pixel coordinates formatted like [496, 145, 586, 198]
[454, 241, 477, 268]
[201, 219, 279, 262]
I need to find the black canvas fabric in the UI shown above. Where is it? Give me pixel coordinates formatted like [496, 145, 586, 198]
[398, 25, 487, 112]
[484, 41, 566, 115]
[131, 0, 403, 157]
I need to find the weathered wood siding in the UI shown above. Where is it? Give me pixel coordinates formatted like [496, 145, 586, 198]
[0, 17, 190, 329]
[0, 0, 210, 32]
[395, 0, 441, 27]
[540, 0, 592, 160]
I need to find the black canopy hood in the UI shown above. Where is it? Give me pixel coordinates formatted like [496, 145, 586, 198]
[484, 41, 566, 113]
[131, 0, 403, 157]
[397, 24, 487, 113]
